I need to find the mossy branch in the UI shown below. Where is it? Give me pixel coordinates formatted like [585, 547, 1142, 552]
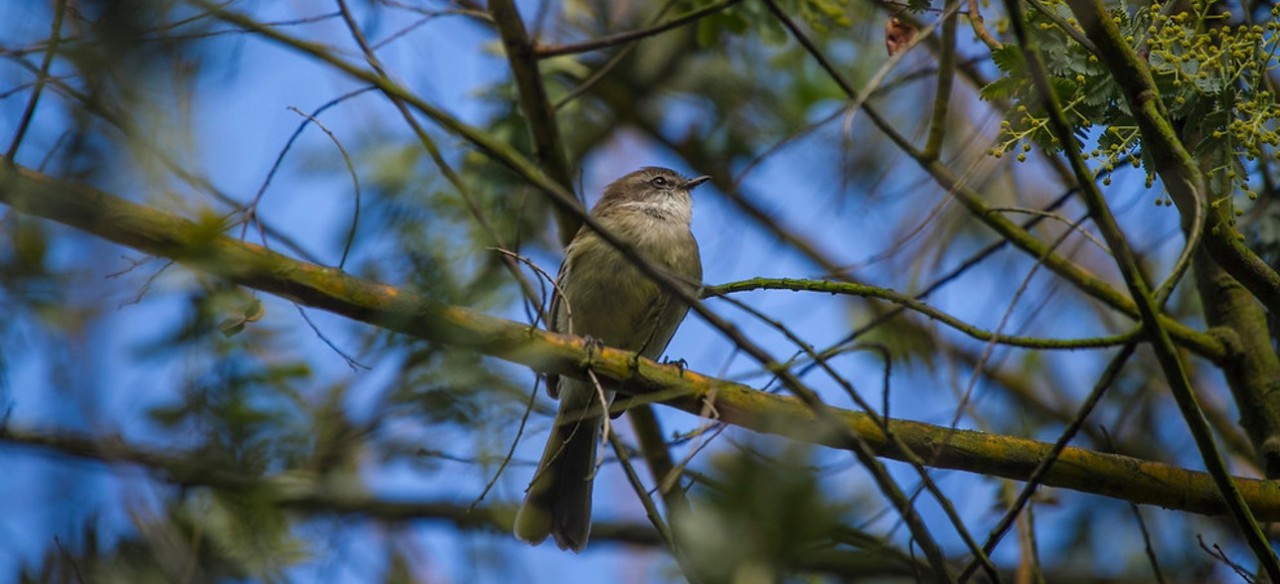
[0, 424, 938, 578]
[4, 163, 1280, 522]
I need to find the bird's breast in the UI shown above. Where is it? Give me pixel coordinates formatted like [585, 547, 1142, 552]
[557, 215, 701, 348]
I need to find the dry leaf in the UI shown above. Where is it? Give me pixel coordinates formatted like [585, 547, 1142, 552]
[885, 17, 917, 56]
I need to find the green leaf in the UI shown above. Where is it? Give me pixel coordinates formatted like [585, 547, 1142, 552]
[980, 77, 1022, 102]
[992, 45, 1025, 75]
[217, 298, 264, 337]
[759, 16, 790, 45]
[218, 318, 246, 337]
[1049, 76, 1079, 102]
[696, 17, 718, 47]
[908, 0, 931, 12]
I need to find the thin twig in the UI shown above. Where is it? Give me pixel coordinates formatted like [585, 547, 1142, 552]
[5, 0, 67, 161]
[947, 208, 1103, 432]
[1130, 499, 1168, 584]
[986, 207, 1110, 252]
[584, 368, 613, 480]
[239, 86, 377, 243]
[607, 433, 674, 548]
[292, 303, 369, 370]
[534, 0, 743, 58]
[283, 106, 361, 269]
[706, 278, 1138, 351]
[967, 0, 1002, 50]
[1197, 535, 1254, 583]
[548, 0, 680, 113]
[334, 0, 545, 311]
[959, 342, 1136, 581]
[470, 376, 543, 510]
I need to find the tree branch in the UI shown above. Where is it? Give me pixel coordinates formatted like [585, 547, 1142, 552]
[1062, 0, 1280, 314]
[922, 0, 959, 161]
[532, 0, 743, 58]
[706, 278, 1140, 350]
[0, 424, 939, 579]
[1006, 0, 1280, 576]
[3, 164, 1280, 522]
[488, 0, 580, 244]
[756, 0, 1226, 363]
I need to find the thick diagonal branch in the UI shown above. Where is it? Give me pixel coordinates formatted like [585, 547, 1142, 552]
[489, 0, 580, 244]
[4, 164, 1280, 522]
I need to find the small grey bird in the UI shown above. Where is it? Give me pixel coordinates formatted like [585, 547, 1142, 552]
[514, 166, 707, 552]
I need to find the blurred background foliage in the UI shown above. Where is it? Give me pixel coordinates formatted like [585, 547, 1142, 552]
[3, 0, 1280, 582]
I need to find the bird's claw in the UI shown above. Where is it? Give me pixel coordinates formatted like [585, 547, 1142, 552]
[664, 356, 689, 376]
[580, 335, 604, 366]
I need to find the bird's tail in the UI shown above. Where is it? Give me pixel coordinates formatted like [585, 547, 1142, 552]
[513, 379, 602, 552]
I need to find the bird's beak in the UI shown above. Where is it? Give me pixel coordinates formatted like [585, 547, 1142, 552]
[683, 175, 711, 190]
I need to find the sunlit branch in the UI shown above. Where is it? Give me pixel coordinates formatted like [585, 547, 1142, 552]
[9, 164, 1280, 555]
[192, 4, 976, 571]
[0, 164, 1261, 511]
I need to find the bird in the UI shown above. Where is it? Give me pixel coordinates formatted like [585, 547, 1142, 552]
[513, 166, 707, 552]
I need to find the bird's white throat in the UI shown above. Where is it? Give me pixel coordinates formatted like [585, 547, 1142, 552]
[617, 196, 692, 225]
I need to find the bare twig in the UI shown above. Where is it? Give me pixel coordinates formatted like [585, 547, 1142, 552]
[533, 0, 743, 58]
[5, 0, 67, 161]
[960, 342, 1136, 581]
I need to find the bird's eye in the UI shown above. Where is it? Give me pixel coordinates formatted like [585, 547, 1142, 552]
[650, 176, 670, 187]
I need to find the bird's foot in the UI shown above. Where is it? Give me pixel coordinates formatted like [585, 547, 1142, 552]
[663, 356, 689, 377]
[580, 335, 604, 368]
